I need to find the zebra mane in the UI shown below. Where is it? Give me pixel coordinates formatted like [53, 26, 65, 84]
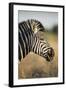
[19, 19, 45, 34]
[27, 19, 45, 33]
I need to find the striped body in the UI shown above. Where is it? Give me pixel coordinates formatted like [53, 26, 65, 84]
[18, 19, 54, 62]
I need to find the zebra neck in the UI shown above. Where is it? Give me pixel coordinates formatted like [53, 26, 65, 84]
[32, 36, 40, 55]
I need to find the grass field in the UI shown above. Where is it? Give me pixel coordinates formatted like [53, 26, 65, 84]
[18, 31, 58, 79]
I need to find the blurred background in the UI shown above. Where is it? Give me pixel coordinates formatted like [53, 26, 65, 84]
[18, 10, 58, 30]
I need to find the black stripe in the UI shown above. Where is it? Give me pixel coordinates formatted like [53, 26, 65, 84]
[32, 36, 37, 52]
[19, 29, 25, 58]
[35, 43, 38, 54]
[22, 22, 31, 52]
[28, 20, 32, 31]
[35, 38, 39, 53]
[43, 47, 50, 53]
[19, 24, 28, 56]
[38, 40, 40, 55]
[18, 44, 21, 61]
[40, 43, 46, 48]
[41, 44, 47, 49]
[21, 22, 30, 53]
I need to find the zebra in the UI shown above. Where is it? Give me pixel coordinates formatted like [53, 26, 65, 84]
[18, 19, 54, 62]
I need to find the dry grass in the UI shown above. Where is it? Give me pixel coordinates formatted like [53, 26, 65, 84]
[18, 32, 58, 79]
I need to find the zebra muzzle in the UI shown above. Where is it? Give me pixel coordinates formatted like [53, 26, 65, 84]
[46, 47, 55, 61]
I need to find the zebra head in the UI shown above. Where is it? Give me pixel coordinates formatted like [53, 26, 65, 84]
[40, 39, 55, 61]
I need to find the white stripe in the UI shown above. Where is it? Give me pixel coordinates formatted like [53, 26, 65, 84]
[19, 42, 23, 59]
[34, 37, 38, 52]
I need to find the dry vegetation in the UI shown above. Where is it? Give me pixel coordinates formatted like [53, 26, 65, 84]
[18, 31, 58, 79]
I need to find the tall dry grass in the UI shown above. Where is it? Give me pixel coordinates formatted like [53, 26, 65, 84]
[18, 31, 58, 79]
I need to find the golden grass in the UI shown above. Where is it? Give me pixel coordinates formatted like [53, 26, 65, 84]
[18, 32, 58, 79]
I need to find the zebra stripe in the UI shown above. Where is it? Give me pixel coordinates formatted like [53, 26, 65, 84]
[18, 19, 54, 62]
